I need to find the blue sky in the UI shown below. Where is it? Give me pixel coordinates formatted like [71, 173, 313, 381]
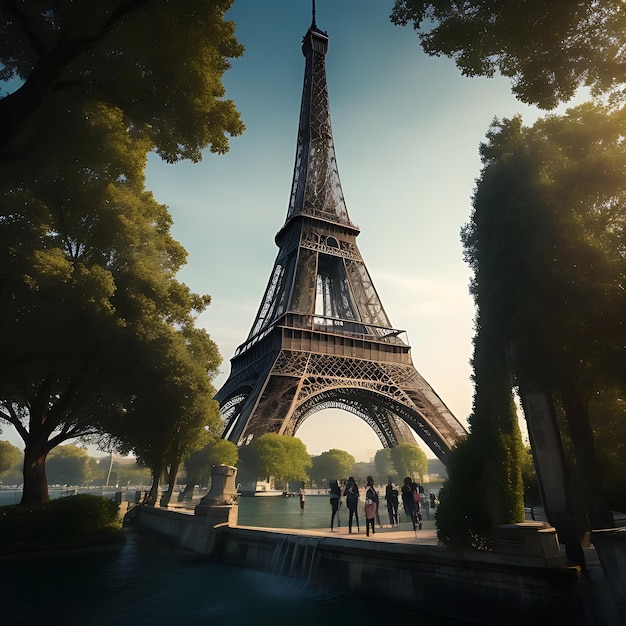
[3, 1, 563, 461]
[144, 0, 554, 461]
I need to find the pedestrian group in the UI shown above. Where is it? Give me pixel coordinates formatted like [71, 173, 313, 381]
[328, 475, 427, 536]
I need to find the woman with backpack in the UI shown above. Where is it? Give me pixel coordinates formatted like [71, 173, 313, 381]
[364, 476, 379, 537]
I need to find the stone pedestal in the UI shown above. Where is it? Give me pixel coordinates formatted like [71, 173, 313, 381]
[195, 465, 238, 515]
[172, 465, 240, 556]
[495, 522, 565, 565]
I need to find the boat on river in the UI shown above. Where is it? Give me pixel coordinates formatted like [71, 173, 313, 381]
[237, 481, 284, 497]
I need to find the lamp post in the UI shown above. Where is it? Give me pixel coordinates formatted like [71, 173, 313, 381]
[105, 452, 113, 488]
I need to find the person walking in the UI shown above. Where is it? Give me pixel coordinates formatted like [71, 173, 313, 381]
[344, 476, 360, 533]
[364, 476, 379, 537]
[401, 476, 420, 532]
[385, 478, 399, 527]
[299, 482, 306, 510]
[329, 479, 341, 531]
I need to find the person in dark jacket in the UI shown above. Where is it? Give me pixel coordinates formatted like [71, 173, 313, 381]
[344, 476, 360, 533]
[329, 479, 341, 531]
[385, 478, 399, 527]
[401, 476, 420, 531]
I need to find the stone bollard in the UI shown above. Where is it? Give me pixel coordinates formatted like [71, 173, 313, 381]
[195, 465, 239, 510]
[175, 465, 239, 556]
[494, 522, 566, 565]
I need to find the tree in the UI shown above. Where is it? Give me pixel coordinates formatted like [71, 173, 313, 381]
[589, 388, 626, 513]
[0, 108, 220, 503]
[238, 434, 312, 490]
[310, 449, 355, 487]
[391, 1, 626, 109]
[520, 447, 540, 507]
[389, 443, 428, 482]
[374, 448, 395, 482]
[0, 440, 22, 478]
[105, 323, 223, 507]
[89, 457, 151, 489]
[0, 0, 244, 160]
[181, 437, 239, 499]
[460, 102, 626, 549]
[46, 445, 92, 486]
[435, 317, 525, 548]
[0, 0, 243, 505]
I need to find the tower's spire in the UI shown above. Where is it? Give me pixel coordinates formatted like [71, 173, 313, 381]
[281, 8, 356, 237]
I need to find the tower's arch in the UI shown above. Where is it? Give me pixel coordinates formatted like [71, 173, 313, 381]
[286, 386, 454, 462]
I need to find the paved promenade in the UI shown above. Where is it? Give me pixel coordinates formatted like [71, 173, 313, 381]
[235, 517, 441, 546]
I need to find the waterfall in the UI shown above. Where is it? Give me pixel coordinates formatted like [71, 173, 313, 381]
[266, 535, 321, 579]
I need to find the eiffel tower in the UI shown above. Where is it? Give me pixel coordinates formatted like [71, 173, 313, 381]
[216, 9, 467, 462]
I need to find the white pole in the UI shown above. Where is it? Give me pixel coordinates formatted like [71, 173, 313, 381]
[105, 452, 113, 487]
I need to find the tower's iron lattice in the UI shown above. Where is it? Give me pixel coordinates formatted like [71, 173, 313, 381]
[216, 16, 467, 462]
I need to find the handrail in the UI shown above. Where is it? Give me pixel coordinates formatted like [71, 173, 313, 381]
[234, 313, 408, 357]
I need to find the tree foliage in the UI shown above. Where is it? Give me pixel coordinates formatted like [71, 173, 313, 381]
[0, 110, 222, 503]
[238, 434, 312, 489]
[0, 0, 244, 160]
[108, 326, 223, 506]
[88, 457, 151, 488]
[310, 449, 355, 487]
[46, 445, 92, 486]
[589, 388, 626, 512]
[458, 102, 626, 543]
[182, 437, 239, 494]
[391, 0, 626, 109]
[0, 1, 241, 505]
[520, 446, 540, 506]
[374, 448, 394, 482]
[389, 443, 428, 482]
[0, 440, 22, 477]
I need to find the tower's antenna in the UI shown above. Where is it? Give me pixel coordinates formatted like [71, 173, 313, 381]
[312, 0, 316, 27]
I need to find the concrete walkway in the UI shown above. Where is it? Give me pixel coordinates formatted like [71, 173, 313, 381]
[234, 518, 441, 546]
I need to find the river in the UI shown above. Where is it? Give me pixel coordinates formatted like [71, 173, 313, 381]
[2, 489, 461, 625]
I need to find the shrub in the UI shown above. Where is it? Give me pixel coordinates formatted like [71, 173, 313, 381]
[0, 495, 123, 547]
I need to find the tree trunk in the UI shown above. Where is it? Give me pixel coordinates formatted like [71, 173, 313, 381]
[518, 388, 588, 569]
[159, 460, 180, 508]
[561, 390, 615, 530]
[21, 444, 50, 504]
[145, 471, 159, 506]
[180, 464, 199, 501]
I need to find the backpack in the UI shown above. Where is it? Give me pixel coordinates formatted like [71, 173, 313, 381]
[412, 489, 420, 504]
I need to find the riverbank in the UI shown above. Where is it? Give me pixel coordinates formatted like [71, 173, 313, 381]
[133, 498, 619, 626]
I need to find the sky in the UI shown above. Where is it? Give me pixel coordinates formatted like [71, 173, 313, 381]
[2, 1, 566, 461]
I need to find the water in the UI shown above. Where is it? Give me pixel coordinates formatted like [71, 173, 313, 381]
[238, 492, 377, 529]
[1, 531, 459, 626]
[237, 490, 440, 529]
[1, 491, 459, 625]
